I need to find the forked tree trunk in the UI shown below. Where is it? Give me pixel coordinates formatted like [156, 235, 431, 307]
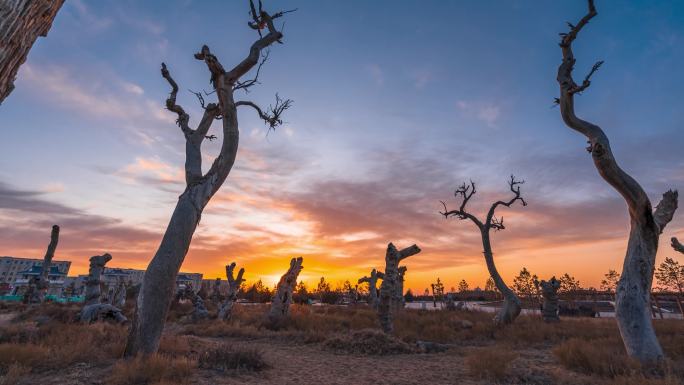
[556, 0, 678, 364]
[125, 4, 290, 356]
[0, 0, 64, 104]
[539, 277, 560, 323]
[358, 269, 382, 309]
[267, 257, 303, 327]
[378, 243, 421, 334]
[218, 262, 245, 321]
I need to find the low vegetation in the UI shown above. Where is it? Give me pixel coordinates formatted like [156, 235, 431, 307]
[0, 303, 683, 384]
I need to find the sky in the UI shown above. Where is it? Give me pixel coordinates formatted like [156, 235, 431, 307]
[1, 0, 683, 293]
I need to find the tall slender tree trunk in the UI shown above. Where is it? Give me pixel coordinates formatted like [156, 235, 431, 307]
[124, 4, 290, 355]
[555, 0, 678, 364]
[482, 231, 521, 325]
[0, 0, 64, 104]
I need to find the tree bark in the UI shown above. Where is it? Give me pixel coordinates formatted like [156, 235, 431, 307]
[267, 257, 303, 327]
[124, 5, 289, 356]
[378, 243, 421, 334]
[539, 277, 560, 323]
[358, 269, 382, 309]
[35, 224, 59, 302]
[555, 0, 678, 365]
[218, 262, 245, 321]
[482, 229, 521, 325]
[394, 266, 407, 309]
[0, 0, 64, 104]
[80, 254, 127, 324]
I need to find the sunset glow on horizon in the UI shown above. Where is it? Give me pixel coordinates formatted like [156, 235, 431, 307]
[1, 0, 683, 294]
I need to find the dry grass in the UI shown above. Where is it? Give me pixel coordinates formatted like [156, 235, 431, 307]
[553, 337, 639, 378]
[107, 354, 196, 385]
[466, 346, 517, 381]
[323, 329, 415, 355]
[198, 343, 269, 373]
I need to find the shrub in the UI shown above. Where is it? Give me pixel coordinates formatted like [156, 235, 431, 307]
[553, 337, 639, 378]
[466, 346, 517, 381]
[198, 344, 269, 373]
[107, 354, 196, 385]
[323, 329, 415, 355]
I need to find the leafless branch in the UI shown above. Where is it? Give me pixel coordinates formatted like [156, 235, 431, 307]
[235, 93, 292, 129]
[672, 237, 684, 254]
[161, 63, 190, 134]
[440, 180, 484, 229]
[234, 50, 270, 92]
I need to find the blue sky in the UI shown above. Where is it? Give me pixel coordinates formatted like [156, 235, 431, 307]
[1, 1, 683, 290]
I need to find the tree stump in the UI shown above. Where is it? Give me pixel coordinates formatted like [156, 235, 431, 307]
[539, 277, 561, 322]
[267, 257, 303, 327]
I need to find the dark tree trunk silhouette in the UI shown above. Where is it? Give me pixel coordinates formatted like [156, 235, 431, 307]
[539, 277, 560, 323]
[0, 0, 64, 104]
[441, 176, 527, 325]
[124, 1, 293, 356]
[555, 0, 678, 365]
[378, 243, 421, 333]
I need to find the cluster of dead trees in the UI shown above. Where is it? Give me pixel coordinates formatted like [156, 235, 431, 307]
[5, 0, 684, 369]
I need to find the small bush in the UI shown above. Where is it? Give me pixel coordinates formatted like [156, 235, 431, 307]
[466, 346, 517, 381]
[323, 329, 415, 355]
[198, 344, 269, 373]
[107, 354, 196, 385]
[553, 337, 639, 378]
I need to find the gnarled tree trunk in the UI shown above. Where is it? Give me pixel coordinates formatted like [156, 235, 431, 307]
[35, 224, 59, 302]
[441, 177, 526, 325]
[267, 257, 303, 327]
[378, 243, 421, 334]
[555, 0, 678, 365]
[125, 2, 292, 357]
[218, 262, 245, 321]
[358, 268, 382, 309]
[80, 254, 127, 324]
[0, 0, 64, 104]
[539, 277, 560, 323]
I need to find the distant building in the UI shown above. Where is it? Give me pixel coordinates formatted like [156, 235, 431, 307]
[11, 265, 68, 295]
[177, 273, 203, 291]
[0, 256, 71, 286]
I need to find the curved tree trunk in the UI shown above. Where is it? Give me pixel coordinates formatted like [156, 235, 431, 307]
[124, 5, 289, 356]
[0, 0, 64, 104]
[378, 243, 421, 334]
[35, 224, 59, 302]
[482, 231, 521, 325]
[267, 257, 303, 327]
[555, 0, 678, 365]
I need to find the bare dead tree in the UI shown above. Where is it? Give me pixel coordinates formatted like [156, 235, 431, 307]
[0, 0, 64, 104]
[80, 254, 127, 324]
[124, 1, 293, 356]
[378, 243, 421, 334]
[358, 268, 382, 309]
[440, 176, 527, 325]
[538, 277, 561, 323]
[555, 0, 678, 365]
[218, 262, 245, 321]
[23, 225, 59, 304]
[267, 257, 303, 327]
